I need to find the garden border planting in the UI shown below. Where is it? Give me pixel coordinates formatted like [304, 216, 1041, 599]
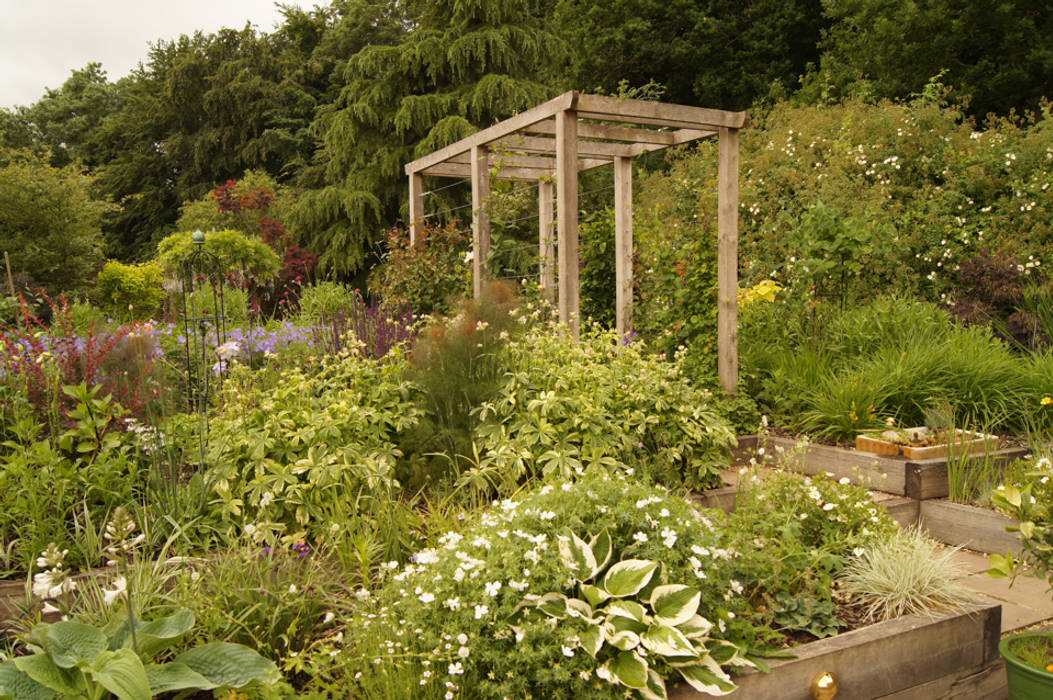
[669, 603, 1003, 699]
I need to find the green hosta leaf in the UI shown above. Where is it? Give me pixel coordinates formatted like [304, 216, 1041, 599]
[44, 620, 107, 668]
[610, 651, 649, 689]
[590, 530, 613, 574]
[642, 624, 698, 658]
[91, 649, 151, 700]
[603, 560, 658, 598]
[581, 584, 610, 608]
[607, 599, 646, 622]
[651, 585, 701, 627]
[606, 629, 641, 651]
[676, 657, 736, 695]
[0, 660, 57, 700]
[608, 615, 647, 635]
[174, 643, 278, 688]
[145, 662, 217, 694]
[678, 615, 715, 638]
[559, 531, 597, 579]
[111, 609, 195, 657]
[639, 669, 668, 700]
[535, 592, 568, 618]
[12, 656, 80, 695]
[566, 598, 597, 623]
[580, 626, 603, 658]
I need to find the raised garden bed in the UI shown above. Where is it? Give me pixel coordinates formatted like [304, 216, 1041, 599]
[734, 435, 1028, 501]
[670, 603, 1004, 700]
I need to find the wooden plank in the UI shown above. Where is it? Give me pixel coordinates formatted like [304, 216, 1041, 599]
[471, 145, 490, 301]
[489, 134, 634, 158]
[538, 178, 555, 301]
[405, 91, 576, 174]
[526, 118, 681, 144]
[876, 661, 1007, 699]
[420, 162, 553, 181]
[614, 155, 633, 337]
[556, 109, 580, 339]
[919, 500, 1023, 555]
[449, 151, 612, 171]
[882, 497, 921, 528]
[408, 171, 424, 245]
[671, 604, 1000, 700]
[575, 93, 750, 129]
[688, 486, 737, 513]
[717, 127, 739, 393]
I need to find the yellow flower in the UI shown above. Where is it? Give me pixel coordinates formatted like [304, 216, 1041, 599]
[1042, 396, 1053, 406]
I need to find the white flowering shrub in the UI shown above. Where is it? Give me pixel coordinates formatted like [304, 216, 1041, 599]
[345, 471, 769, 699]
[474, 324, 737, 490]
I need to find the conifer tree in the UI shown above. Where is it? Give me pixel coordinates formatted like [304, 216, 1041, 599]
[291, 0, 564, 276]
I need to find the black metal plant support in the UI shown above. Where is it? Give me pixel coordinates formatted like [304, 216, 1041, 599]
[179, 230, 228, 467]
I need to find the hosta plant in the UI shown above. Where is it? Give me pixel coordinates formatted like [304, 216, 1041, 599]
[519, 529, 754, 697]
[0, 610, 278, 699]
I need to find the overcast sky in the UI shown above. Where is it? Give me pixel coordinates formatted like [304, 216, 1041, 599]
[1, 0, 314, 110]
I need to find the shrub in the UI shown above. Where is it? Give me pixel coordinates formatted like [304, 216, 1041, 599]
[297, 281, 358, 325]
[345, 471, 771, 700]
[473, 321, 736, 491]
[96, 260, 165, 321]
[156, 229, 281, 289]
[368, 222, 471, 316]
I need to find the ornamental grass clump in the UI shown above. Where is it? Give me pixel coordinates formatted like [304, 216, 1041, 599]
[344, 470, 773, 700]
[839, 528, 979, 622]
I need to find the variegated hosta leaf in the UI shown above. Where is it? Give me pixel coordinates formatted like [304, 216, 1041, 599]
[677, 614, 715, 639]
[603, 560, 658, 598]
[558, 532, 597, 580]
[606, 629, 641, 651]
[711, 640, 756, 668]
[581, 584, 610, 608]
[535, 592, 568, 618]
[675, 656, 736, 696]
[606, 599, 646, 622]
[590, 530, 613, 575]
[638, 669, 668, 700]
[610, 651, 649, 689]
[650, 585, 701, 627]
[607, 616, 647, 636]
[641, 624, 698, 659]
[579, 626, 603, 658]
[566, 598, 598, 623]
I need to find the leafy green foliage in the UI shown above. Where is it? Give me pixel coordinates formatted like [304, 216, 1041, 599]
[473, 320, 736, 490]
[988, 453, 1053, 591]
[367, 222, 471, 316]
[0, 611, 278, 699]
[204, 349, 421, 540]
[0, 149, 114, 296]
[156, 229, 281, 287]
[95, 261, 164, 322]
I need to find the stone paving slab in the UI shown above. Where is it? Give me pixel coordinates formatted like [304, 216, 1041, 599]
[947, 548, 1053, 633]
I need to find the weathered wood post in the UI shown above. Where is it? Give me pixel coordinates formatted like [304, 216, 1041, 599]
[717, 127, 740, 393]
[556, 108, 579, 339]
[614, 155, 633, 337]
[471, 145, 491, 300]
[408, 171, 424, 246]
[538, 177, 555, 302]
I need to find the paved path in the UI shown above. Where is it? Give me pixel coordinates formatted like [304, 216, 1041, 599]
[945, 547, 1053, 633]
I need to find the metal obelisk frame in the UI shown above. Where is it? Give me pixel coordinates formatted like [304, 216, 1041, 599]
[179, 230, 228, 465]
[404, 91, 747, 392]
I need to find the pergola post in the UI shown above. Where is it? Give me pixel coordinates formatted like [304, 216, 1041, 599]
[717, 127, 740, 393]
[538, 178, 555, 302]
[556, 109, 579, 339]
[408, 171, 424, 246]
[614, 156, 633, 337]
[471, 144, 491, 301]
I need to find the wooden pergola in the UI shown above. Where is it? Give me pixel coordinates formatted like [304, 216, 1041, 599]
[404, 91, 748, 392]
